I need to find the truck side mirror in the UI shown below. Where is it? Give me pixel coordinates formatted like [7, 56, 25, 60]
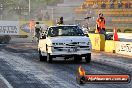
[85, 34, 89, 37]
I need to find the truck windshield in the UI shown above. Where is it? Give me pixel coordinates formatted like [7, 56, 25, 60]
[48, 26, 84, 37]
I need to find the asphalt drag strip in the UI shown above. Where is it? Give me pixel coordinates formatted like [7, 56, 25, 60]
[0, 49, 131, 88]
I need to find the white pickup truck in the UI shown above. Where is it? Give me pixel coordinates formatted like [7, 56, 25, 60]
[38, 25, 92, 63]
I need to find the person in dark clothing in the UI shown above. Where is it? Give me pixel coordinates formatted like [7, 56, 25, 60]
[35, 22, 42, 42]
[96, 13, 109, 39]
[57, 17, 64, 25]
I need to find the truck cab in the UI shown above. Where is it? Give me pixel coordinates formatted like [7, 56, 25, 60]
[38, 25, 92, 63]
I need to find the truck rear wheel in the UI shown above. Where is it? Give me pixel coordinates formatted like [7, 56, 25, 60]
[85, 53, 91, 63]
[47, 53, 53, 63]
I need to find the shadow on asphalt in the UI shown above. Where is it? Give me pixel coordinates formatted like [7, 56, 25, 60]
[45, 59, 88, 65]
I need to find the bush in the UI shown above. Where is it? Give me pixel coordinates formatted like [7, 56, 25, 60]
[124, 29, 132, 33]
[117, 29, 121, 32]
[19, 35, 28, 38]
[106, 29, 113, 32]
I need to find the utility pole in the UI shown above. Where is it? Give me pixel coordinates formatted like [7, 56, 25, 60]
[51, 8, 54, 20]
[29, 0, 31, 19]
[0, 4, 3, 20]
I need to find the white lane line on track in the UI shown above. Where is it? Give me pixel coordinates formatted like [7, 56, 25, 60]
[0, 74, 13, 88]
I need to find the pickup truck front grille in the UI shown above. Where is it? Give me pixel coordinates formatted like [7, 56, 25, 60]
[53, 42, 87, 46]
[53, 45, 90, 52]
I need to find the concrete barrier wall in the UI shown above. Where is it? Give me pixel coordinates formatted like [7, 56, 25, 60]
[88, 34, 105, 51]
[0, 21, 53, 36]
[88, 33, 132, 56]
[107, 32, 132, 42]
[118, 33, 132, 42]
[0, 21, 19, 35]
[115, 42, 132, 56]
[105, 40, 116, 53]
[118, 33, 132, 40]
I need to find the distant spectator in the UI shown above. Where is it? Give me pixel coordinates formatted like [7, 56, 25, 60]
[92, 2, 98, 9]
[118, 1, 123, 8]
[110, 1, 114, 8]
[125, 1, 131, 8]
[82, 3, 87, 9]
[44, 11, 50, 20]
[101, 2, 106, 9]
[96, 13, 106, 33]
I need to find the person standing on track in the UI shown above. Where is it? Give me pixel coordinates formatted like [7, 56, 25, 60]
[96, 13, 107, 39]
[35, 22, 42, 42]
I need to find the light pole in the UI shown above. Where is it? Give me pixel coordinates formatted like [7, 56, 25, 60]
[0, 4, 3, 20]
[23, 7, 29, 20]
[29, 0, 31, 19]
[51, 8, 54, 20]
[14, 6, 22, 15]
[15, 6, 29, 20]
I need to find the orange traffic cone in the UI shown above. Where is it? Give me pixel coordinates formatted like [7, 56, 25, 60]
[113, 27, 119, 41]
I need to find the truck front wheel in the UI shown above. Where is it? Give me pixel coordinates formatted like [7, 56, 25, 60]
[85, 53, 91, 63]
[39, 50, 47, 62]
[47, 53, 53, 63]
